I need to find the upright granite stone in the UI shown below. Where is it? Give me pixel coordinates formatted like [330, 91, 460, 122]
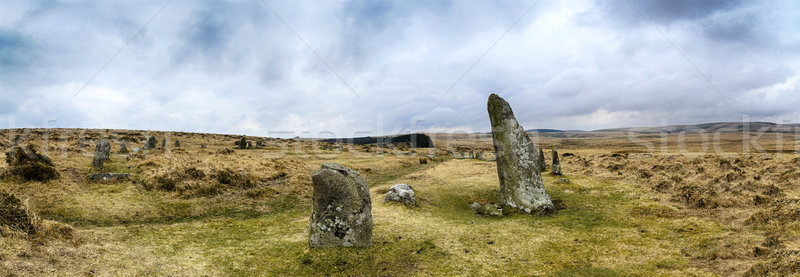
[538, 147, 546, 172]
[309, 163, 372, 247]
[256, 139, 263, 148]
[161, 138, 166, 149]
[119, 140, 129, 154]
[487, 94, 553, 214]
[174, 140, 180, 148]
[92, 139, 111, 169]
[247, 141, 253, 149]
[551, 146, 562, 175]
[144, 136, 157, 150]
[239, 137, 247, 149]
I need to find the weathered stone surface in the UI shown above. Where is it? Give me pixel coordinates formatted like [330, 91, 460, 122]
[88, 173, 130, 181]
[487, 93, 553, 214]
[239, 137, 247, 149]
[538, 147, 546, 172]
[200, 144, 207, 149]
[469, 202, 503, 217]
[256, 139, 263, 148]
[383, 184, 416, 206]
[174, 140, 180, 148]
[92, 139, 111, 169]
[476, 151, 484, 160]
[247, 141, 253, 149]
[119, 140, 129, 153]
[161, 138, 166, 149]
[551, 146, 562, 175]
[143, 136, 157, 150]
[309, 163, 372, 247]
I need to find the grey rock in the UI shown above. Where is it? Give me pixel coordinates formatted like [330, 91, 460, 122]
[556, 178, 570, 183]
[91, 139, 111, 169]
[89, 173, 130, 181]
[200, 144, 207, 149]
[469, 202, 503, 217]
[538, 147, 546, 172]
[239, 137, 247, 149]
[487, 93, 553, 214]
[161, 138, 166, 149]
[469, 202, 482, 210]
[247, 141, 253, 149]
[143, 136, 157, 150]
[383, 184, 417, 206]
[551, 146, 562, 175]
[174, 140, 180, 148]
[256, 139, 263, 148]
[309, 163, 372, 247]
[132, 147, 140, 153]
[476, 151, 484, 160]
[119, 140, 129, 153]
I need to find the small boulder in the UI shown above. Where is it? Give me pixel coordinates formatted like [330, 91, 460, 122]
[200, 144, 207, 149]
[309, 163, 372, 247]
[383, 184, 417, 206]
[469, 202, 503, 217]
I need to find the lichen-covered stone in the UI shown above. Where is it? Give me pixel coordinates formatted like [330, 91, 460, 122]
[119, 140, 129, 154]
[487, 93, 553, 214]
[309, 163, 372, 247]
[239, 137, 247, 149]
[551, 146, 562, 175]
[384, 184, 417, 206]
[92, 139, 111, 169]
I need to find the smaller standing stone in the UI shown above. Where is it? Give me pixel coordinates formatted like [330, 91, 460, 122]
[144, 136, 157, 150]
[538, 147, 546, 172]
[92, 139, 111, 169]
[256, 139, 263, 148]
[239, 137, 247, 149]
[309, 163, 372, 247]
[200, 144, 207, 149]
[383, 184, 417, 206]
[476, 151, 484, 160]
[161, 138, 166, 149]
[174, 140, 180, 148]
[119, 140, 129, 154]
[247, 141, 253, 149]
[551, 146, 562, 175]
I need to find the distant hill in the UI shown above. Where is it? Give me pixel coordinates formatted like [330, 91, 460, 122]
[593, 122, 800, 133]
[524, 129, 566, 133]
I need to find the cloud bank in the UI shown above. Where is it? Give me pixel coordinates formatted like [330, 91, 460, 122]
[1, 0, 799, 137]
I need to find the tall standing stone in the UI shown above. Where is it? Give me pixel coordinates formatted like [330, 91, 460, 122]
[309, 163, 372, 247]
[239, 137, 247, 149]
[161, 138, 166, 149]
[174, 140, 180, 148]
[487, 94, 553, 214]
[538, 147, 546, 172]
[551, 146, 562, 175]
[256, 139, 263, 148]
[92, 139, 111, 169]
[144, 136, 157, 150]
[247, 141, 253, 149]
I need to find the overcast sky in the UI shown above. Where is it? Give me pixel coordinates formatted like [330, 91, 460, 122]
[1, 0, 799, 137]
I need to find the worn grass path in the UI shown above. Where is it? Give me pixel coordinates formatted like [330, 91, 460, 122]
[63, 159, 729, 276]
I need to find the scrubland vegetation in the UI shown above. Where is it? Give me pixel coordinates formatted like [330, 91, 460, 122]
[1, 128, 798, 276]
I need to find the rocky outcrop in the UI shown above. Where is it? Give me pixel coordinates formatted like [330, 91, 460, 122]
[487, 93, 553, 214]
[309, 163, 372, 247]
